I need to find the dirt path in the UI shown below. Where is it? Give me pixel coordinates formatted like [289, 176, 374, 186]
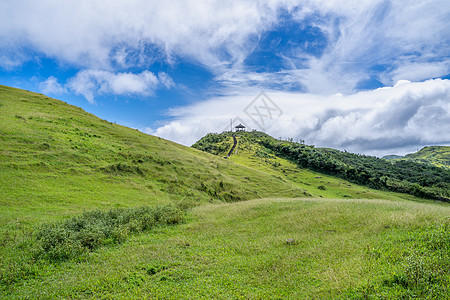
[225, 135, 237, 158]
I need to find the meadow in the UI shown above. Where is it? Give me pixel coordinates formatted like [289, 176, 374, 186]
[2, 198, 449, 298]
[1, 85, 449, 299]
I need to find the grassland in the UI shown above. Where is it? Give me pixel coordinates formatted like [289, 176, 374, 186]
[1, 85, 449, 299]
[3, 198, 449, 298]
[194, 132, 450, 201]
[402, 146, 450, 169]
[224, 135, 423, 201]
[0, 85, 313, 227]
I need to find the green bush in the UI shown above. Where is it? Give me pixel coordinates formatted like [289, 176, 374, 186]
[34, 205, 185, 261]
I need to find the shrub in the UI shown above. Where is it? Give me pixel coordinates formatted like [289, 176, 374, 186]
[34, 205, 185, 261]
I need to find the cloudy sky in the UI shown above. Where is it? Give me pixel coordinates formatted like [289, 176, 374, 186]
[1, 0, 449, 156]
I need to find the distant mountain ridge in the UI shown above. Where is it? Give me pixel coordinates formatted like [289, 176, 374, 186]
[382, 154, 404, 160]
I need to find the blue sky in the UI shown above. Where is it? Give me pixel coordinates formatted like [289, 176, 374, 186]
[1, 0, 450, 156]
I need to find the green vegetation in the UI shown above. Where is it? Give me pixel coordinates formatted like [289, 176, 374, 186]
[384, 146, 450, 169]
[1, 85, 449, 298]
[195, 132, 423, 201]
[2, 198, 449, 298]
[1, 205, 184, 287]
[34, 205, 185, 262]
[402, 146, 450, 169]
[0, 85, 310, 227]
[194, 131, 450, 201]
[191, 133, 232, 156]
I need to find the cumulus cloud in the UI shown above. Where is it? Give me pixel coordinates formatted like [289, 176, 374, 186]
[149, 79, 450, 156]
[0, 0, 277, 69]
[39, 76, 67, 95]
[1, 0, 449, 92]
[37, 70, 174, 104]
[66, 70, 160, 103]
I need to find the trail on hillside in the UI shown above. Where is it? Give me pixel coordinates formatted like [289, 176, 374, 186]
[225, 135, 237, 158]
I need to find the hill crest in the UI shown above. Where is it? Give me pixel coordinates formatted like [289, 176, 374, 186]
[193, 131, 450, 201]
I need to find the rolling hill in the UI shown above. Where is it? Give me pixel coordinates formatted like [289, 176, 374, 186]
[403, 146, 450, 168]
[193, 131, 450, 201]
[1, 84, 420, 228]
[0, 85, 314, 227]
[383, 146, 450, 169]
[1, 85, 449, 299]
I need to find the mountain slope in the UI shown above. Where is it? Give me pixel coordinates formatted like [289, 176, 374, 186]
[193, 132, 450, 201]
[1, 86, 449, 299]
[402, 146, 450, 168]
[0, 85, 310, 227]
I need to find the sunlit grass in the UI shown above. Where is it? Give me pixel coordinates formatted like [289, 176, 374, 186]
[0, 85, 311, 228]
[3, 198, 448, 298]
[1, 85, 448, 299]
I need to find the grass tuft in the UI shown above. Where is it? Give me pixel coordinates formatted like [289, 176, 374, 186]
[34, 205, 185, 262]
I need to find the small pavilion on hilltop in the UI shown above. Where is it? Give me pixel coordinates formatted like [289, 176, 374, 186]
[235, 123, 246, 132]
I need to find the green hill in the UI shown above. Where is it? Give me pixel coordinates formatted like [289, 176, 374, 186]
[193, 132, 425, 201]
[403, 146, 450, 168]
[0, 85, 314, 227]
[1, 84, 417, 228]
[193, 131, 450, 201]
[1, 85, 449, 299]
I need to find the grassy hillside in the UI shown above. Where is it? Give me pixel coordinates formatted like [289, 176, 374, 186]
[193, 132, 450, 201]
[193, 133, 424, 201]
[0, 85, 312, 227]
[402, 146, 450, 168]
[1, 85, 449, 299]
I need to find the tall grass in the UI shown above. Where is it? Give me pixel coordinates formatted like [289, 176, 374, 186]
[0, 205, 185, 288]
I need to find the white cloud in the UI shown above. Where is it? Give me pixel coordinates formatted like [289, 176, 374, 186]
[150, 79, 450, 156]
[157, 72, 175, 89]
[0, 0, 278, 69]
[2, 0, 449, 92]
[3, 0, 450, 156]
[38, 76, 67, 95]
[295, 0, 450, 93]
[66, 70, 161, 103]
[389, 62, 450, 83]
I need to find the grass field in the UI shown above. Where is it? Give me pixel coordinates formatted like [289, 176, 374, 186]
[1, 85, 449, 299]
[2, 198, 449, 298]
[226, 136, 423, 201]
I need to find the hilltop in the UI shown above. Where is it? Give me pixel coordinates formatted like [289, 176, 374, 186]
[403, 146, 450, 168]
[383, 146, 450, 169]
[193, 131, 450, 201]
